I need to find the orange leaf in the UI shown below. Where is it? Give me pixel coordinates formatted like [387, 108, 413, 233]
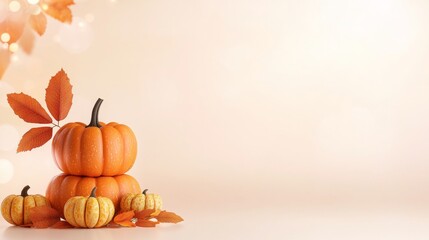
[0, 49, 11, 79]
[30, 12, 47, 36]
[19, 27, 36, 55]
[135, 209, 155, 220]
[7, 93, 53, 123]
[113, 211, 136, 227]
[45, 69, 73, 121]
[51, 221, 74, 229]
[41, 0, 74, 23]
[136, 219, 158, 228]
[155, 211, 184, 224]
[0, 14, 26, 43]
[17, 127, 53, 152]
[29, 206, 61, 228]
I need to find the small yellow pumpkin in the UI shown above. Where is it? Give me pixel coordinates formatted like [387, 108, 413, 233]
[120, 189, 162, 212]
[64, 187, 115, 228]
[1, 185, 50, 226]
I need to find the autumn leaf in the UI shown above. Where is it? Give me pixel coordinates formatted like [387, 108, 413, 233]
[45, 69, 73, 121]
[19, 27, 36, 55]
[113, 211, 136, 227]
[155, 211, 184, 223]
[29, 206, 61, 228]
[17, 127, 53, 152]
[40, 0, 74, 23]
[134, 209, 155, 220]
[136, 219, 158, 228]
[30, 12, 47, 36]
[51, 221, 74, 229]
[0, 49, 11, 79]
[7, 93, 52, 124]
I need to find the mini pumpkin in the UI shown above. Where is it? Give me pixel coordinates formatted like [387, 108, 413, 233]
[52, 98, 138, 177]
[120, 189, 162, 212]
[64, 187, 115, 228]
[1, 185, 50, 225]
[46, 173, 141, 217]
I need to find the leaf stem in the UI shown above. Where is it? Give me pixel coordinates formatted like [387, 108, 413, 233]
[52, 122, 61, 128]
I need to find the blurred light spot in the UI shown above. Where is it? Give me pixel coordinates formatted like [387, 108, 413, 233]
[0, 159, 14, 184]
[0, 125, 20, 151]
[27, 0, 39, 5]
[41, 3, 48, 10]
[57, 17, 93, 54]
[11, 55, 19, 62]
[85, 13, 95, 23]
[8, 1, 21, 12]
[8, 42, 18, 52]
[1, 32, 10, 43]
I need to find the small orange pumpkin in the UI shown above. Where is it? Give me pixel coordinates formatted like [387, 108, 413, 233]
[52, 98, 137, 177]
[64, 187, 115, 228]
[46, 173, 141, 217]
[1, 185, 50, 225]
[120, 189, 162, 212]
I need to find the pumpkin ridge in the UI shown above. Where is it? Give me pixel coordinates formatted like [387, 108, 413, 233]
[7, 196, 14, 225]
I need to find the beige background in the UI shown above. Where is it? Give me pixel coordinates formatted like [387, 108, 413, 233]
[2, 0, 429, 239]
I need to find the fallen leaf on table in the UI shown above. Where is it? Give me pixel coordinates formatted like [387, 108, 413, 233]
[113, 211, 136, 227]
[29, 206, 61, 228]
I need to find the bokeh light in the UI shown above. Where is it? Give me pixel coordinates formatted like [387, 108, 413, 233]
[0, 159, 14, 184]
[8, 0, 21, 12]
[8, 42, 19, 52]
[0, 125, 20, 151]
[1, 32, 10, 43]
[27, 0, 39, 5]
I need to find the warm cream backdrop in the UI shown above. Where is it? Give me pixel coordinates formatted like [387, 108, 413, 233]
[2, 0, 429, 239]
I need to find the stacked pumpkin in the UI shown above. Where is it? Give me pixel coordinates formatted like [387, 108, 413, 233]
[44, 98, 160, 227]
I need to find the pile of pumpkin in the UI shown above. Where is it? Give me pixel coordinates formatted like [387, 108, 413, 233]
[1, 99, 163, 228]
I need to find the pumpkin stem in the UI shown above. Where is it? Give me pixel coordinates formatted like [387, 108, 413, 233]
[87, 98, 103, 128]
[90, 187, 97, 198]
[21, 185, 30, 197]
[142, 189, 148, 195]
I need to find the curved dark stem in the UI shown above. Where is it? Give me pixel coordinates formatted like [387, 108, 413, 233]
[90, 187, 97, 198]
[21, 185, 30, 197]
[142, 189, 148, 195]
[87, 98, 103, 128]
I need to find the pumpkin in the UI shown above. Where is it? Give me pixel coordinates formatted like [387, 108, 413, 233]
[52, 98, 138, 177]
[46, 173, 141, 217]
[120, 189, 162, 212]
[1, 185, 50, 225]
[64, 187, 115, 228]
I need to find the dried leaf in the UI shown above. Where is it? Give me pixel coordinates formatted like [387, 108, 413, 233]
[29, 206, 61, 228]
[135, 209, 155, 220]
[19, 27, 36, 55]
[0, 49, 11, 79]
[30, 12, 47, 36]
[136, 219, 158, 228]
[51, 221, 74, 229]
[7, 93, 52, 123]
[17, 127, 53, 152]
[155, 211, 184, 224]
[41, 0, 74, 23]
[113, 211, 136, 227]
[45, 69, 73, 121]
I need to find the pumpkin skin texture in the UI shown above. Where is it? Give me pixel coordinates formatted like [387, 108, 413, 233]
[64, 187, 115, 228]
[51, 98, 138, 177]
[120, 189, 162, 212]
[1, 185, 50, 225]
[46, 174, 141, 217]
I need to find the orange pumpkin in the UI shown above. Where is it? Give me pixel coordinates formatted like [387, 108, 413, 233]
[45, 173, 141, 217]
[52, 98, 138, 177]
